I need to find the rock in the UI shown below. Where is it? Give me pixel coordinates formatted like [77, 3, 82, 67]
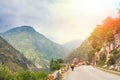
[103, 65, 107, 68]
[109, 65, 114, 70]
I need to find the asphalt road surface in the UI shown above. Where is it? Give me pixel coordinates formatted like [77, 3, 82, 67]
[64, 65, 120, 80]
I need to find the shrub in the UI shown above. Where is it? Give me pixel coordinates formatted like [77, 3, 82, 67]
[35, 71, 48, 80]
[97, 53, 106, 66]
[12, 71, 48, 80]
[0, 65, 48, 80]
[0, 65, 11, 80]
[12, 71, 36, 80]
[107, 56, 115, 66]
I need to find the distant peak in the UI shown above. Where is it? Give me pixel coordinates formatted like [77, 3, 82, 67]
[4, 25, 36, 33]
[19, 25, 34, 30]
[16, 25, 36, 33]
[20, 25, 33, 29]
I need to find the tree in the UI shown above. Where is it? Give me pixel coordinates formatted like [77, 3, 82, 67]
[57, 58, 64, 63]
[50, 59, 60, 71]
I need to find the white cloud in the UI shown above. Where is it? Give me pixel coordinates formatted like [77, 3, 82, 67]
[0, 0, 120, 44]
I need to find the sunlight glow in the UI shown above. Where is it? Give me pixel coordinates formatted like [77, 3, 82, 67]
[49, 0, 119, 44]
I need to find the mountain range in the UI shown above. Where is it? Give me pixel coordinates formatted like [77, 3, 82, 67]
[1, 26, 68, 69]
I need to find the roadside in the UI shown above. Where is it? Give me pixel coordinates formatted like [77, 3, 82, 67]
[94, 66, 120, 76]
[61, 68, 71, 80]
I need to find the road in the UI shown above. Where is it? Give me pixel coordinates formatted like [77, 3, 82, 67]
[64, 65, 120, 80]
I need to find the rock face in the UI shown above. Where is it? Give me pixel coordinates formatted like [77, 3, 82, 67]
[94, 33, 120, 71]
[0, 36, 35, 71]
[115, 57, 120, 71]
[114, 33, 120, 49]
[95, 33, 120, 61]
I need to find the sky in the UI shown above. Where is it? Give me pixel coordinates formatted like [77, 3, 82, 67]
[0, 0, 120, 44]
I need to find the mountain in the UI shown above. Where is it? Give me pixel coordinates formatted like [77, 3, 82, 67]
[1, 26, 68, 69]
[66, 38, 94, 63]
[0, 36, 35, 71]
[63, 39, 83, 52]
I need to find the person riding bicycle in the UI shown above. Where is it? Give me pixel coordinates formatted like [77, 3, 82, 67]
[71, 63, 75, 71]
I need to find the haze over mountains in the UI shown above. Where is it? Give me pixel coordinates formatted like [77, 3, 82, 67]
[63, 39, 83, 52]
[66, 38, 94, 63]
[1, 26, 68, 69]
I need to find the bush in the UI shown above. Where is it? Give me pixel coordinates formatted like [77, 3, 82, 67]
[107, 56, 115, 66]
[113, 49, 119, 56]
[0, 65, 11, 80]
[0, 65, 48, 80]
[12, 71, 48, 80]
[12, 71, 36, 80]
[97, 53, 106, 66]
[107, 49, 120, 66]
[35, 71, 48, 80]
[97, 60, 104, 66]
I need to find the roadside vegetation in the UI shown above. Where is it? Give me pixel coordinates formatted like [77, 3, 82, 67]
[50, 58, 65, 71]
[0, 65, 48, 80]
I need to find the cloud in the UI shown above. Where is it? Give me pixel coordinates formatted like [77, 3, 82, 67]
[0, 0, 54, 31]
[0, 0, 120, 44]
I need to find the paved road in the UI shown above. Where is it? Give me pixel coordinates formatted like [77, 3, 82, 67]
[64, 65, 120, 80]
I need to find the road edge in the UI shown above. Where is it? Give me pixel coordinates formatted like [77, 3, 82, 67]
[61, 69, 71, 80]
[94, 66, 120, 76]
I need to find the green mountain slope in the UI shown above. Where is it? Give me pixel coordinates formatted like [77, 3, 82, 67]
[66, 38, 94, 63]
[1, 26, 68, 69]
[0, 36, 35, 71]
